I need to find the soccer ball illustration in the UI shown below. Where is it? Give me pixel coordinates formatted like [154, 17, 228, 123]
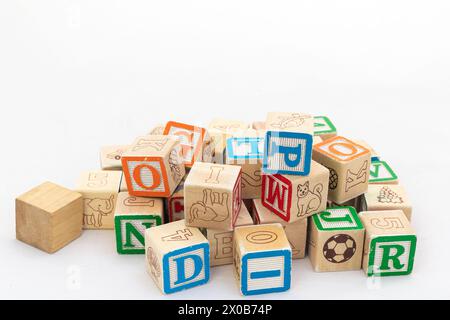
[327, 167, 338, 190]
[323, 234, 356, 263]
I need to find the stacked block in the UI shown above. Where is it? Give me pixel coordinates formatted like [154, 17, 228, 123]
[165, 176, 186, 223]
[100, 145, 129, 171]
[16, 182, 83, 253]
[308, 207, 365, 272]
[252, 199, 307, 259]
[163, 121, 214, 167]
[360, 210, 416, 277]
[75, 170, 122, 229]
[208, 119, 249, 164]
[234, 224, 292, 296]
[145, 220, 210, 294]
[264, 112, 314, 176]
[313, 136, 371, 204]
[184, 162, 242, 231]
[121, 135, 185, 198]
[369, 160, 399, 184]
[206, 203, 254, 266]
[362, 185, 412, 220]
[114, 192, 164, 254]
[261, 161, 329, 223]
[313, 116, 337, 141]
[226, 136, 264, 199]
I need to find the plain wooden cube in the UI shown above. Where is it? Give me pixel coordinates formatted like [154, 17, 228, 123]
[100, 145, 129, 171]
[264, 112, 314, 176]
[369, 160, 399, 185]
[313, 136, 371, 204]
[208, 119, 249, 164]
[308, 207, 365, 272]
[145, 220, 210, 294]
[114, 192, 164, 254]
[184, 162, 242, 231]
[362, 185, 412, 221]
[165, 175, 186, 223]
[359, 210, 416, 277]
[234, 224, 292, 296]
[163, 121, 213, 167]
[225, 136, 264, 199]
[16, 182, 83, 253]
[313, 116, 337, 141]
[121, 135, 185, 198]
[207, 202, 254, 267]
[261, 160, 329, 223]
[75, 170, 122, 230]
[252, 199, 307, 259]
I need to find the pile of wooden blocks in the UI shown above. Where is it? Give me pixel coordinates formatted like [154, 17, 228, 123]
[15, 113, 416, 296]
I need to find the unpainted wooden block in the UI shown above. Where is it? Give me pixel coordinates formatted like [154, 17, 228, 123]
[114, 192, 164, 254]
[362, 184, 412, 220]
[313, 116, 337, 141]
[121, 135, 185, 198]
[75, 170, 122, 230]
[16, 182, 83, 253]
[184, 162, 242, 231]
[359, 210, 416, 277]
[261, 160, 329, 223]
[313, 136, 371, 204]
[308, 207, 365, 272]
[369, 160, 399, 185]
[225, 136, 264, 199]
[145, 220, 210, 294]
[234, 223, 292, 296]
[207, 203, 254, 267]
[208, 119, 249, 164]
[264, 112, 314, 176]
[100, 145, 129, 170]
[165, 175, 186, 223]
[252, 199, 307, 259]
[163, 121, 214, 167]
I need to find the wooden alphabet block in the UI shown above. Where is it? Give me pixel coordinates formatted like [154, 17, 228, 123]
[353, 139, 380, 162]
[16, 182, 83, 253]
[184, 162, 242, 231]
[361, 185, 412, 220]
[234, 224, 292, 296]
[226, 136, 264, 199]
[308, 207, 365, 272]
[114, 192, 164, 254]
[121, 135, 185, 198]
[252, 199, 307, 259]
[148, 123, 165, 136]
[369, 160, 399, 184]
[313, 116, 337, 141]
[145, 220, 210, 294]
[165, 176, 186, 223]
[75, 170, 122, 229]
[261, 160, 329, 223]
[208, 119, 249, 164]
[100, 145, 129, 171]
[264, 112, 314, 176]
[163, 121, 213, 167]
[359, 210, 416, 277]
[206, 203, 254, 267]
[313, 136, 371, 204]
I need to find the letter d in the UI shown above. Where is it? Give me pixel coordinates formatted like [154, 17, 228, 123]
[173, 254, 203, 285]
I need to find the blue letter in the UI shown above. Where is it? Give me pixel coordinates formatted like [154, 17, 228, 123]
[173, 254, 203, 285]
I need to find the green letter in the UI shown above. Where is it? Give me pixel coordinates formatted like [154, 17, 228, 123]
[379, 244, 405, 270]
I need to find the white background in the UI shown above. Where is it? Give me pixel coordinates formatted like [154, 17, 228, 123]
[1, 1, 449, 300]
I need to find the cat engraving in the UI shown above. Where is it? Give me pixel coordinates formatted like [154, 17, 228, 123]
[297, 182, 323, 217]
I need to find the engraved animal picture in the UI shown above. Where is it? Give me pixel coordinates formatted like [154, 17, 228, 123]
[83, 195, 115, 227]
[189, 189, 230, 223]
[297, 182, 323, 218]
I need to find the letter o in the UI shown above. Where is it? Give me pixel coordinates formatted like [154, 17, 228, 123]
[329, 142, 357, 157]
[133, 164, 161, 190]
[246, 231, 278, 244]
